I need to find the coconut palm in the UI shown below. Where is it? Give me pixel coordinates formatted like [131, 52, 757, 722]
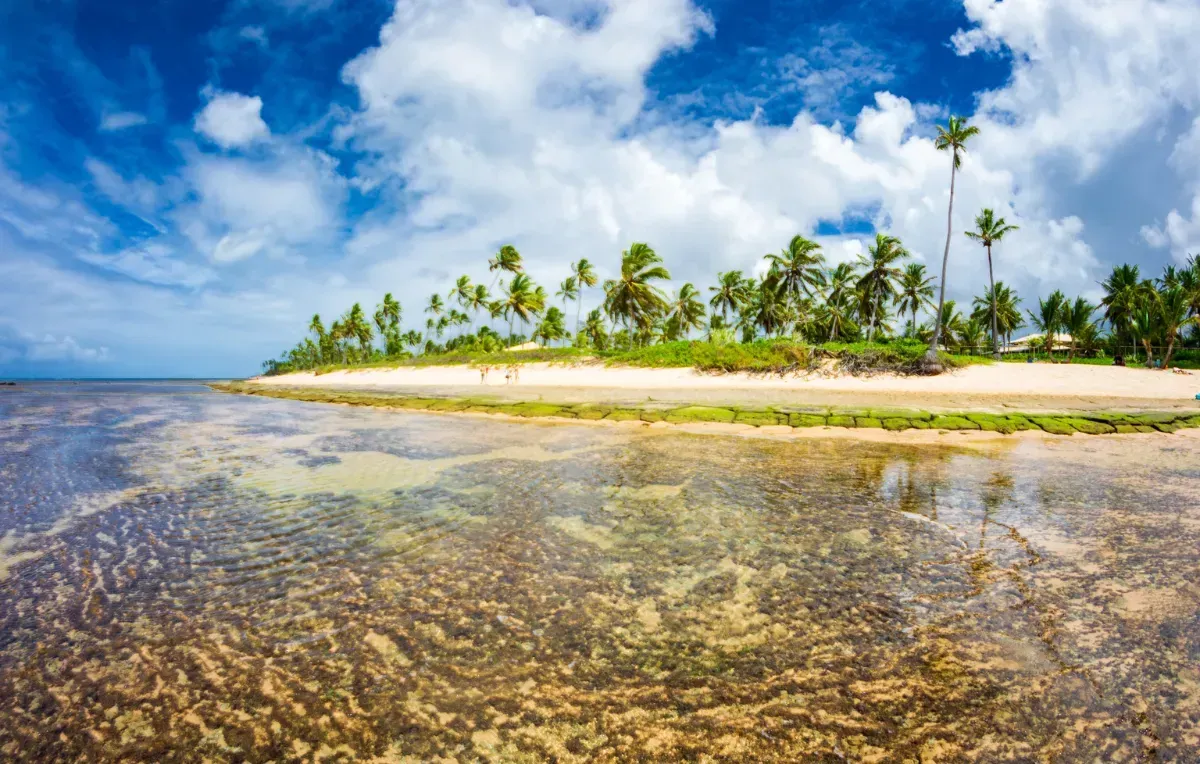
[581, 308, 609, 350]
[971, 282, 1024, 351]
[570, 258, 598, 336]
[821, 262, 860, 342]
[766, 235, 826, 304]
[465, 285, 489, 332]
[926, 116, 981, 368]
[1027, 290, 1066, 359]
[603, 243, 670, 348]
[1158, 286, 1198, 368]
[343, 302, 373, 359]
[709, 270, 750, 323]
[534, 306, 568, 347]
[449, 275, 473, 312]
[897, 263, 935, 339]
[487, 245, 523, 290]
[964, 208, 1019, 358]
[1061, 297, 1098, 363]
[855, 233, 907, 342]
[665, 283, 706, 340]
[1100, 264, 1149, 356]
[425, 293, 444, 319]
[502, 274, 539, 343]
[557, 276, 579, 314]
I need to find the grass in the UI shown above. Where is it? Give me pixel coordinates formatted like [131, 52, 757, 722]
[210, 383, 1200, 437]
[1000, 354, 1200, 370]
[289, 340, 984, 378]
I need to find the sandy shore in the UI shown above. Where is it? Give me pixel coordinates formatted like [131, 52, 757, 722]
[249, 362, 1200, 413]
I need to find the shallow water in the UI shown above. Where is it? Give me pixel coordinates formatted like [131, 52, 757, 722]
[2, 384, 1199, 761]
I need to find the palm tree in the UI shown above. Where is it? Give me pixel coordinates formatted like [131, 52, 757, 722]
[603, 243, 670, 348]
[535, 306, 567, 347]
[1158, 286, 1198, 368]
[1061, 297, 1098, 363]
[582, 308, 609, 350]
[971, 282, 1024, 351]
[488, 245, 523, 290]
[821, 262, 860, 341]
[666, 283, 707, 340]
[343, 302, 373, 359]
[570, 258, 598, 337]
[1100, 264, 1148, 357]
[766, 235, 826, 304]
[449, 275, 473, 311]
[502, 274, 539, 343]
[855, 233, 907, 342]
[1028, 290, 1066, 359]
[964, 208, 1019, 358]
[926, 116, 981, 368]
[557, 276, 579, 316]
[709, 270, 750, 323]
[425, 293, 444, 320]
[466, 285, 489, 333]
[897, 263, 935, 339]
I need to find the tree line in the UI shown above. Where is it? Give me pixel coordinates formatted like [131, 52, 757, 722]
[263, 118, 1200, 374]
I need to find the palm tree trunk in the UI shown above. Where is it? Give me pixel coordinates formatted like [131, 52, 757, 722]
[1164, 336, 1177, 369]
[912, 306, 918, 340]
[926, 155, 958, 367]
[575, 296, 583, 341]
[987, 244, 999, 359]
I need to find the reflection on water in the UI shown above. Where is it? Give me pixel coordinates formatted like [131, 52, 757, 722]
[2, 385, 1200, 761]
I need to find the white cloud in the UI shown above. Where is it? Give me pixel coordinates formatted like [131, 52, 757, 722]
[239, 25, 269, 48]
[78, 243, 215, 287]
[99, 111, 148, 131]
[26, 334, 110, 363]
[194, 89, 270, 149]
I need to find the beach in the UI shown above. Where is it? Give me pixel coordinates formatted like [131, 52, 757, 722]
[248, 361, 1200, 413]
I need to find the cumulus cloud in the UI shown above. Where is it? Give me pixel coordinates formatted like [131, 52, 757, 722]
[78, 243, 215, 288]
[194, 89, 270, 149]
[0, 323, 110, 366]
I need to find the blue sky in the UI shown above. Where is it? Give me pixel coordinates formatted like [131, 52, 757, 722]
[2, 0, 1199, 378]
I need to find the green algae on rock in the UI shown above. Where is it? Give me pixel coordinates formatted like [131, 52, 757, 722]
[208, 384, 1200, 438]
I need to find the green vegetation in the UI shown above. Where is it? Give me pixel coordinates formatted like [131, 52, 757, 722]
[256, 114, 1199, 377]
[211, 383, 1200, 437]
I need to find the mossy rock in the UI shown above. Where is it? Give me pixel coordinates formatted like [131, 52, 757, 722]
[1114, 424, 1141, 434]
[966, 414, 1011, 433]
[1078, 412, 1133, 424]
[1135, 425, 1156, 433]
[1183, 416, 1200, 428]
[855, 417, 884, 429]
[788, 413, 827, 428]
[1004, 415, 1040, 431]
[573, 406, 611, 420]
[830, 408, 872, 419]
[425, 399, 470, 412]
[870, 409, 933, 421]
[826, 415, 856, 428]
[464, 405, 498, 414]
[930, 416, 979, 431]
[605, 409, 643, 422]
[1129, 412, 1183, 425]
[882, 418, 914, 431]
[511, 403, 566, 418]
[640, 410, 666, 423]
[1153, 422, 1180, 433]
[1063, 418, 1116, 435]
[664, 406, 736, 424]
[1030, 417, 1076, 436]
[398, 398, 438, 410]
[734, 411, 785, 427]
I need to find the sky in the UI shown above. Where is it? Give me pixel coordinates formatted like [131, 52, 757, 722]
[1, 0, 1199, 378]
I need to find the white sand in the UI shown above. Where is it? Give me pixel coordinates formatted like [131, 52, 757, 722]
[250, 362, 1200, 406]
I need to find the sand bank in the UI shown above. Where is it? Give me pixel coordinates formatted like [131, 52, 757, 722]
[249, 362, 1200, 413]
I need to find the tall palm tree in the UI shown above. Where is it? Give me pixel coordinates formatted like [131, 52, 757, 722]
[855, 233, 907, 342]
[344, 302, 373, 359]
[603, 243, 670, 348]
[535, 306, 567, 347]
[570, 258, 598, 337]
[822, 262, 860, 341]
[1100, 264, 1147, 356]
[582, 308, 608, 350]
[964, 208, 1019, 358]
[425, 293, 444, 320]
[666, 283, 706, 340]
[1061, 297, 1097, 363]
[926, 116, 981, 367]
[1028, 290, 1066, 359]
[502, 273, 539, 343]
[556, 276, 579, 315]
[488, 245, 523, 290]
[897, 263, 935, 339]
[709, 270, 750, 323]
[766, 235, 826, 304]
[465, 285, 489, 333]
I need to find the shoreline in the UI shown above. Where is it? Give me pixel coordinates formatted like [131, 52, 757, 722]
[247, 362, 1200, 414]
[211, 382, 1200, 439]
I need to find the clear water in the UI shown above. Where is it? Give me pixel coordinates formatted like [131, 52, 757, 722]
[2, 384, 1199, 761]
